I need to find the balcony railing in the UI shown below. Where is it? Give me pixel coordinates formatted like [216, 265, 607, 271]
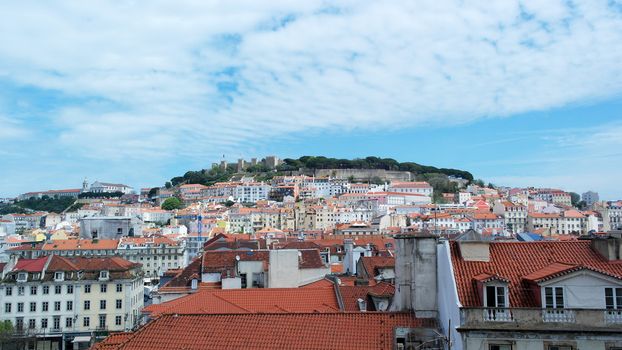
[605, 310, 622, 324]
[542, 309, 575, 323]
[461, 308, 622, 331]
[483, 308, 514, 322]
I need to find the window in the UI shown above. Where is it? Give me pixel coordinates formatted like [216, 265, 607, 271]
[84, 300, 90, 310]
[15, 317, 23, 331]
[548, 346, 573, 350]
[83, 316, 90, 328]
[485, 286, 507, 308]
[84, 284, 91, 293]
[42, 302, 48, 312]
[18, 286, 25, 295]
[41, 318, 48, 329]
[17, 272, 27, 282]
[54, 271, 64, 281]
[29, 302, 36, 312]
[116, 299, 122, 309]
[54, 301, 61, 311]
[17, 302, 24, 313]
[605, 287, 622, 309]
[115, 315, 122, 326]
[98, 314, 106, 328]
[55, 285, 62, 294]
[66, 301, 73, 311]
[5, 287, 12, 296]
[545, 287, 564, 309]
[67, 285, 73, 294]
[66, 317, 73, 328]
[53, 316, 60, 330]
[5, 303, 11, 313]
[43, 286, 49, 294]
[240, 273, 247, 289]
[100, 270, 109, 280]
[100, 284, 107, 293]
[28, 319, 36, 329]
[30, 286, 37, 295]
[116, 284, 123, 292]
[100, 300, 106, 310]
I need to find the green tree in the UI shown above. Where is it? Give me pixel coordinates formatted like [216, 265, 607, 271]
[569, 192, 581, 207]
[0, 320, 14, 342]
[161, 197, 182, 210]
[165, 182, 172, 189]
[224, 200, 235, 207]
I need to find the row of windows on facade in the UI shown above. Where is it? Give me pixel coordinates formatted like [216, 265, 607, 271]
[485, 286, 622, 309]
[16, 270, 110, 282]
[5, 282, 123, 296]
[13, 314, 123, 330]
[5, 299, 124, 313]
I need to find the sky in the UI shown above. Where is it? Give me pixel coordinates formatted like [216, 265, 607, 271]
[1, 0, 621, 199]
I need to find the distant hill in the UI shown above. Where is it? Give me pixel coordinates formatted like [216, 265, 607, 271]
[168, 156, 474, 201]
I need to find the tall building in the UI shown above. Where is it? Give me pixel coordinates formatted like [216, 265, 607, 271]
[582, 190, 599, 207]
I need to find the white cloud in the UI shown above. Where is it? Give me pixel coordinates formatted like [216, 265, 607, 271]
[0, 0, 622, 196]
[0, 115, 28, 141]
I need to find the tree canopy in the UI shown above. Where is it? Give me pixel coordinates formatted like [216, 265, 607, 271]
[161, 197, 183, 210]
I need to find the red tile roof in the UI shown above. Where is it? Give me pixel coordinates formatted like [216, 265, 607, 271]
[95, 313, 435, 350]
[360, 256, 395, 277]
[144, 288, 340, 317]
[13, 257, 48, 272]
[338, 282, 395, 311]
[450, 241, 622, 307]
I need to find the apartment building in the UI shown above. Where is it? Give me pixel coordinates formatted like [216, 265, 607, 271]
[438, 237, 622, 350]
[8, 237, 186, 278]
[0, 255, 143, 349]
[493, 200, 528, 234]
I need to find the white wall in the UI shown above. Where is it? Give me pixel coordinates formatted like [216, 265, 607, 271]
[540, 272, 622, 309]
[437, 241, 463, 350]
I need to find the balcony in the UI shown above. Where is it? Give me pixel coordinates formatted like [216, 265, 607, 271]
[460, 308, 622, 332]
[605, 309, 622, 324]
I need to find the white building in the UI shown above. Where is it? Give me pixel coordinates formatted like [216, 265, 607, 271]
[0, 255, 143, 349]
[89, 182, 134, 195]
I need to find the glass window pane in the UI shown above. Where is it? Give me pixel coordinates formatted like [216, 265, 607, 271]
[545, 287, 554, 308]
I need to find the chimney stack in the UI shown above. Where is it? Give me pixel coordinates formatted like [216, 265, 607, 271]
[343, 239, 355, 275]
[390, 233, 438, 318]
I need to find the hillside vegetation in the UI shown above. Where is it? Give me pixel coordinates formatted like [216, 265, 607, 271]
[169, 156, 473, 199]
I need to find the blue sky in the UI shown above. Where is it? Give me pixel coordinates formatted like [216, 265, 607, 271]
[1, 1, 622, 199]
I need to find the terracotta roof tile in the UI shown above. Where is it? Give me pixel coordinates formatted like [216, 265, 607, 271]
[96, 313, 435, 350]
[451, 241, 622, 307]
[144, 288, 340, 318]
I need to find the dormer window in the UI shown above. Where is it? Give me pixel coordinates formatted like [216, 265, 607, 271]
[605, 287, 621, 310]
[544, 287, 564, 309]
[17, 272, 28, 283]
[99, 270, 109, 281]
[54, 272, 64, 282]
[485, 285, 508, 308]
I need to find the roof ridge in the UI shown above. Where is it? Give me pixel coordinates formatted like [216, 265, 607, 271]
[210, 293, 253, 313]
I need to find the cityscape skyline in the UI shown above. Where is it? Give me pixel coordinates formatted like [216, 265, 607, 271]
[1, 1, 622, 199]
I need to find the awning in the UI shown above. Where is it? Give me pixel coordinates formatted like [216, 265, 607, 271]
[72, 336, 92, 343]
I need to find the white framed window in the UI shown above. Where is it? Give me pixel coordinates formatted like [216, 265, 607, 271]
[485, 285, 508, 308]
[99, 270, 109, 280]
[17, 272, 27, 282]
[54, 271, 64, 281]
[544, 287, 564, 309]
[605, 287, 622, 309]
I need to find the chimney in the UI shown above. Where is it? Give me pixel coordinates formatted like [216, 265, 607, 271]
[390, 233, 438, 318]
[591, 236, 622, 261]
[343, 239, 355, 275]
